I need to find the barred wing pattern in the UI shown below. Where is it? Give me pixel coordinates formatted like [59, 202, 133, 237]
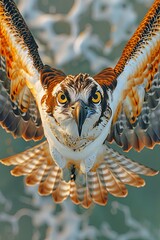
[0, 0, 44, 140]
[0, 56, 44, 140]
[0, 0, 159, 208]
[107, 0, 160, 151]
[107, 72, 160, 151]
[1, 141, 157, 208]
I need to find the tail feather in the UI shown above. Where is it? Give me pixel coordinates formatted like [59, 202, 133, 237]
[25, 162, 47, 185]
[38, 166, 62, 196]
[98, 164, 128, 197]
[69, 180, 80, 205]
[0, 141, 158, 208]
[11, 157, 43, 176]
[52, 181, 70, 203]
[70, 178, 93, 208]
[87, 171, 108, 205]
[81, 189, 92, 209]
[104, 158, 145, 187]
[116, 156, 157, 176]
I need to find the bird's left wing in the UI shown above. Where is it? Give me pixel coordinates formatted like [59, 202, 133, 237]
[0, 0, 44, 140]
[96, 0, 160, 151]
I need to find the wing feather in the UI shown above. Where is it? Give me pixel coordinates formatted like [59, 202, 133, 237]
[0, 0, 159, 209]
[0, 61, 44, 140]
[0, 0, 44, 140]
[104, 0, 160, 151]
[0, 0, 43, 95]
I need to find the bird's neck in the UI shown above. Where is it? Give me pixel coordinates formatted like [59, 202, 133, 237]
[42, 111, 113, 172]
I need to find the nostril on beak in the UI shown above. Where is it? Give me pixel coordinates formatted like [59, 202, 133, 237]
[72, 100, 89, 136]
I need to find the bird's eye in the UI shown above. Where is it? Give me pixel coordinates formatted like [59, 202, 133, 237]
[57, 92, 68, 104]
[91, 91, 101, 104]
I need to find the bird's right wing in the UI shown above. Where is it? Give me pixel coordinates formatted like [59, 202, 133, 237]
[0, 0, 45, 140]
[0, 56, 44, 140]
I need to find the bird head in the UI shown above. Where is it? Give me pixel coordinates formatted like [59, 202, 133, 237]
[41, 66, 113, 150]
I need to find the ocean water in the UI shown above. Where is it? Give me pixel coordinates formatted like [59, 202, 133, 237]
[0, 0, 160, 239]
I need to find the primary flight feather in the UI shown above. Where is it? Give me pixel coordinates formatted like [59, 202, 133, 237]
[0, 0, 159, 208]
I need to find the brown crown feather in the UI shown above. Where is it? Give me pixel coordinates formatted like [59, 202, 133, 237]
[40, 65, 66, 114]
[94, 67, 117, 91]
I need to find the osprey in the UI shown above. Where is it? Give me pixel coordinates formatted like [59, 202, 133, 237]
[0, 0, 159, 208]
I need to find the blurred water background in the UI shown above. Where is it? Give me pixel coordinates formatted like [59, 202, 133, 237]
[0, 0, 160, 239]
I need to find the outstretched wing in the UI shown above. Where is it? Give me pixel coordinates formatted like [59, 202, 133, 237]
[0, 0, 159, 209]
[97, 0, 160, 151]
[0, 0, 44, 140]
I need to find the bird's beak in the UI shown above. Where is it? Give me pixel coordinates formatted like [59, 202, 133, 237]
[72, 100, 88, 136]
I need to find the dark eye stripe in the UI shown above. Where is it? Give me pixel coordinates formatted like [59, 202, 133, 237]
[89, 85, 98, 103]
[90, 86, 98, 96]
[64, 90, 71, 103]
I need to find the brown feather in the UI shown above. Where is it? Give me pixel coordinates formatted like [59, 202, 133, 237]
[0, 0, 159, 209]
[94, 67, 117, 91]
[106, 0, 160, 151]
[1, 141, 158, 208]
[87, 171, 108, 205]
[40, 65, 66, 114]
[0, 0, 44, 141]
[114, 0, 160, 76]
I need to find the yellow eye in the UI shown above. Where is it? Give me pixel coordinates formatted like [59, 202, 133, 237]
[57, 92, 68, 104]
[92, 91, 101, 104]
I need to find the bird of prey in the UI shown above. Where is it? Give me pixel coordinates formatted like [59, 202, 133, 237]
[0, 0, 159, 208]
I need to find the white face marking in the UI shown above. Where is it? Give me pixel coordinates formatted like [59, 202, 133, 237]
[44, 73, 112, 152]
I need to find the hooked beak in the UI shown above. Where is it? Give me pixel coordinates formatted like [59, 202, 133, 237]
[72, 100, 88, 136]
